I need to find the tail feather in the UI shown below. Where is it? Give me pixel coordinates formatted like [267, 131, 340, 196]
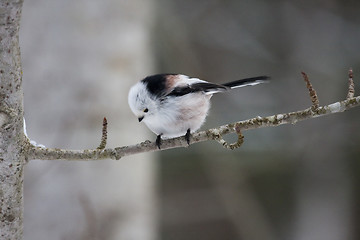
[222, 76, 270, 89]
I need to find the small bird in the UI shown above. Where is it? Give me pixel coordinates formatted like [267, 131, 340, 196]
[128, 74, 269, 148]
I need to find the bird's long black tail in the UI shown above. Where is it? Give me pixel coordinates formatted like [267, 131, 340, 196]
[222, 76, 270, 89]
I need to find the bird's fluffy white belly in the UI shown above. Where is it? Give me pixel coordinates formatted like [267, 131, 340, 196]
[144, 93, 211, 138]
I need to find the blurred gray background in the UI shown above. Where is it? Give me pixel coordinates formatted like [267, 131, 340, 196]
[20, 0, 360, 240]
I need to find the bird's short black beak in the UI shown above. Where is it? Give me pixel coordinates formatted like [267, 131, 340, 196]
[138, 116, 144, 122]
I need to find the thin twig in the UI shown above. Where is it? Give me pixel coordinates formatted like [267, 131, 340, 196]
[302, 72, 319, 111]
[347, 68, 355, 99]
[97, 117, 108, 150]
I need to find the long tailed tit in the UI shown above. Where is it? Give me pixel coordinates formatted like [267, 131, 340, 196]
[128, 74, 269, 148]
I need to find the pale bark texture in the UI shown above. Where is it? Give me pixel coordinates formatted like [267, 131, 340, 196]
[0, 0, 25, 239]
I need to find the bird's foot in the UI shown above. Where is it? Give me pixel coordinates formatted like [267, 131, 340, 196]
[156, 134, 162, 149]
[185, 129, 191, 145]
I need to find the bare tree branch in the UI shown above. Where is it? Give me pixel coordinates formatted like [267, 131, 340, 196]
[26, 72, 360, 161]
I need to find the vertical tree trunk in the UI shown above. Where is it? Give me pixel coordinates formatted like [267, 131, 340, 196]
[0, 0, 25, 239]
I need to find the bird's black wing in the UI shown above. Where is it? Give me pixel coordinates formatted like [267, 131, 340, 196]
[167, 82, 228, 97]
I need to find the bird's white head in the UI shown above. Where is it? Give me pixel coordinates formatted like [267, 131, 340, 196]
[128, 81, 158, 123]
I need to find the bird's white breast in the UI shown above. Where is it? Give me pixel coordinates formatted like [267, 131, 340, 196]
[143, 92, 211, 138]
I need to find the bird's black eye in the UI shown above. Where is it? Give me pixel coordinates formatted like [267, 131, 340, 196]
[143, 108, 149, 113]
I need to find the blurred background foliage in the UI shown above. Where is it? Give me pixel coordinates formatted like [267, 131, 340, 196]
[155, 0, 360, 240]
[20, 0, 360, 239]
